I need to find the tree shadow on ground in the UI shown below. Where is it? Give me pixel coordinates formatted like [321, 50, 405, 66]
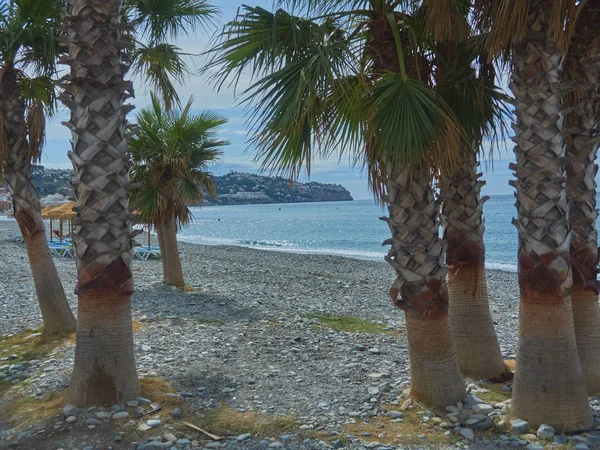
[131, 284, 259, 323]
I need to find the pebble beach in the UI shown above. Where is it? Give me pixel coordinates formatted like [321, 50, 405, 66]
[0, 219, 563, 450]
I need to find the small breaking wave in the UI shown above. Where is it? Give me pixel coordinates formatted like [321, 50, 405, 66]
[485, 261, 517, 273]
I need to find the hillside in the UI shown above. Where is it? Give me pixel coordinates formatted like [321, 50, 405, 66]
[1, 167, 353, 206]
[207, 172, 353, 205]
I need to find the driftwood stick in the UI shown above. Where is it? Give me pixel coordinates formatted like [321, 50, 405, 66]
[135, 403, 165, 418]
[183, 421, 224, 441]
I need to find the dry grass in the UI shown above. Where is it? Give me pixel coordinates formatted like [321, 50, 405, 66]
[183, 406, 298, 438]
[0, 328, 72, 363]
[475, 383, 512, 403]
[0, 391, 64, 429]
[139, 377, 185, 407]
[342, 407, 459, 446]
[181, 285, 200, 293]
[505, 360, 516, 371]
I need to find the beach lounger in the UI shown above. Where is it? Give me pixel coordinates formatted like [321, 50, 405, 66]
[133, 247, 151, 260]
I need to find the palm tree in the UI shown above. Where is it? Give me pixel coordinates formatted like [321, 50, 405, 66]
[434, 19, 509, 379]
[61, 0, 218, 406]
[563, 0, 600, 395]
[0, 0, 76, 335]
[130, 94, 226, 287]
[207, 1, 488, 408]
[474, 0, 593, 430]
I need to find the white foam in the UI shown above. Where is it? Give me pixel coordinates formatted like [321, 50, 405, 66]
[485, 261, 517, 273]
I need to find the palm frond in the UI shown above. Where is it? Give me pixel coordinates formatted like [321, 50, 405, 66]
[131, 43, 190, 111]
[126, 0, 219, 44]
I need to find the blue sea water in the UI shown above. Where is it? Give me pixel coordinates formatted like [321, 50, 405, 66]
[181, 196, 523, 272]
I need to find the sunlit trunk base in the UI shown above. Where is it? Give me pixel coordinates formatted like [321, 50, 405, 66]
[448, 263, 506, 379]
[24, 230, 76, 335]
[406, 315, 466, 409]
[512, 300, 593, 431]
[163, 216, 184, 287]
[572, 292, 600, 394]
[68, 293, 140, 406]
[155, 224, 168, 282]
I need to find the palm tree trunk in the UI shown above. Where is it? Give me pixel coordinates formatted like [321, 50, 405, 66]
[441, 153, 506, 379]
[162, 215, 184, 287]
[155, 221, 168, 282]
[0, 69, 75, 335]
[384, 164, 465, 409]
[61, 0, 140, 406]
[509, 0, 592, 430]
[564, 0, 600, 395]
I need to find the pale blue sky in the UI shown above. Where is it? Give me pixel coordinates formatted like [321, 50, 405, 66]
[41, 0, 517, 200]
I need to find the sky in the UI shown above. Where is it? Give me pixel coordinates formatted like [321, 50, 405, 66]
[41, 0, 517, 201]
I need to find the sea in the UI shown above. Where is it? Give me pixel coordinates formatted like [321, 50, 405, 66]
[180, 196, 521, 272]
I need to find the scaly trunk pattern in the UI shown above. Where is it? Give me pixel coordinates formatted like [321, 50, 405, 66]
[564, 0, 600, 394]
[61, 0, 140, 406]
[385, 164, 466, 409]
[0, 69, 76, 335]
[155, 221, 168, 282]
[441, 153, 506, 379]
[161, 215, 184, 287]
[509, 0, 592, 430]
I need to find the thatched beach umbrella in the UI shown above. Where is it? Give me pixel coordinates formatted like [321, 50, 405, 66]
[41, 202, 76, 243]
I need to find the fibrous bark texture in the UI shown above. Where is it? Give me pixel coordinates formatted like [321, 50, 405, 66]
[155, 222, 168, 282]
[0, 69, 75, 335]
[441, 154, 506, 379]
[161, 215, 184, 287]
[384, 164, 465, 409]
[61, 0, 140, 406]
[508, 0, 592, 430]
[564, 0, 600, 394]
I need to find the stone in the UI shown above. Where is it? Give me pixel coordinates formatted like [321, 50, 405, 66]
[269, 442, 283, 448]
[574, 445, 589, 450]
[177, 439, 191, 446]
[112, 411, 129, 420]
[460, 428, 474, 440]
[138, 424, 151, 432]
[141, 344, 152, 352]
[86, 418, 102, 426]
[536, 424, 555, 440]
[368, 348, 381, 355]
[526, 445, 543, 450]
[354, 344, 366, 351]
[464, 394, 485, 409]
[476, 418, 493, 431]
[237, 433, 252, 442]
[62, 404, 78, 417]
[367, 387, 379, 396]
[163, 433, 177, 442]
[521, 434, 537, 442]
[511, 419, 529, 435]
[146, 419, 161, 428]
[332, 439, 344, 448]
[377, 382, 390, 393]
[140, 441, 170, 450]
[171, 407, 183, 419]
[66, 416, 77, 424]
[386, 411, 403, 419]
[111, 404, 124, 412]
[472, 404, 494, 415]
[127, 400, 139, 407]
[95, 411, 112, 420]
[137, 397, 152, 404]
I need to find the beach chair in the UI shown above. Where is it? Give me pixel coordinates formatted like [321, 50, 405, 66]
[133, 247, 151, 260]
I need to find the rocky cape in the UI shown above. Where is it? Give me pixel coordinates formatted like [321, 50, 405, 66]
[204, 172, 353, 206]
